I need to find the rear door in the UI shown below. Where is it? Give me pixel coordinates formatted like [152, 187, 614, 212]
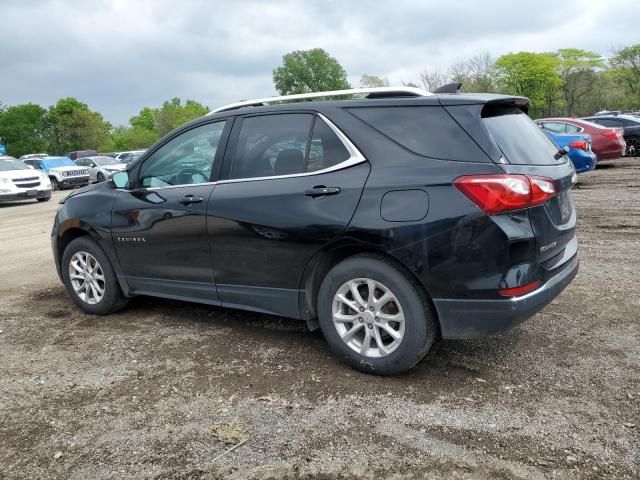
[206, 112, 370, 318]
[482, 108, 577, 263]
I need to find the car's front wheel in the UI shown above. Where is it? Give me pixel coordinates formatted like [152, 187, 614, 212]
[96, 172, 105, 182]
[50, 178, 59, 191]
[61, 236, 129, 315]
[317, 254, 437, 375]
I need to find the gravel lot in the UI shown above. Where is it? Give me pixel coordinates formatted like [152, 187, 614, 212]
[1, 161, 639, 480]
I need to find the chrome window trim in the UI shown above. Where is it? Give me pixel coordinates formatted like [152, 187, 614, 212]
[143, 181, 218, 191]
[218, 113, 367, 185]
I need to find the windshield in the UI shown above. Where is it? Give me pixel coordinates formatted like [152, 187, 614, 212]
[0, 157, 29, 171]
[93, 157, 120, 166]
[483, 109, 561, 165]
[42, 157, 76, 169]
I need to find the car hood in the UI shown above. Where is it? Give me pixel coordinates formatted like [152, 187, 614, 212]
[101, 163, 127, 171]
[49, 165, 88, 174]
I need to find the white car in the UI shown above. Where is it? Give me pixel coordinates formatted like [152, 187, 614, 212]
[75, 156, 127, 183]
[0, 156, 52, 202]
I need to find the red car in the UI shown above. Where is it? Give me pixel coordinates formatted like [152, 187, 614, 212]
[536, 118, 625, 161]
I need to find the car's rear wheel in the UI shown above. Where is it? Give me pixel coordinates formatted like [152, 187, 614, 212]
[50, 178, 59, 191]
[625, 136, 640, 157]
[317, 254, 436, 375]
[61, 236, 128, 315]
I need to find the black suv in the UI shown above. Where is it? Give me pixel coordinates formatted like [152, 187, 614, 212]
[52, 88, 578, 375]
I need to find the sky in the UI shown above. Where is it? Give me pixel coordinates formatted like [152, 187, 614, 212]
[2, 0, 639, 125]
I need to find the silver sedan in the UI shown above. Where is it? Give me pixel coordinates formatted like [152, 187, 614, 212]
[75, 156, 127, 183]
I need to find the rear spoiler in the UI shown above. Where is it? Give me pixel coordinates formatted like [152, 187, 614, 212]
[482, 97, 530, 117]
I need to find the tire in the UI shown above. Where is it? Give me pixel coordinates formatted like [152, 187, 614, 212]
[37, 196, 51, 202]
[50, 178, 59, 191]
[625, 136, 640, 157]
[61, 236, 129, 315]
[96, 172, 105, 183]
[317, 254, 437, 375]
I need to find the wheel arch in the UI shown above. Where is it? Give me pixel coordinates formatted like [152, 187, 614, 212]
[298, 242, 441, 336]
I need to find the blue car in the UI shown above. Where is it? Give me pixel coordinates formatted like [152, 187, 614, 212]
[541, 130, 597, 173]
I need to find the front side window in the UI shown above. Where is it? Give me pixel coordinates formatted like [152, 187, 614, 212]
[139, 121, 226, 188]
[230, 114, 351, 180]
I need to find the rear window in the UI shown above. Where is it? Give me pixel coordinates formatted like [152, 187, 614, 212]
[347, 106, 491, 162]
[483, 109, 561, 165]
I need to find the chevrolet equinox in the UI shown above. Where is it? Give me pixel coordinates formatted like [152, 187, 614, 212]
[52, 87, 579, 375]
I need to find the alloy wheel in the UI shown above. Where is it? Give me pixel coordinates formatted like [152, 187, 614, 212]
[332, 278, 405, 358]
[68, 251, 106, 304]
[625, 138, 640, 157]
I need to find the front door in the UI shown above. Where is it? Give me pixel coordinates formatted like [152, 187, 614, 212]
[112, 119, 230, 304]
[207, 112, 370, 317]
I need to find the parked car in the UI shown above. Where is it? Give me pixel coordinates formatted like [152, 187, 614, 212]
[536, 118, 625, 161]
[540, 129, 596, 173]
[114, 150, 146, 164]
[52, 88, 579, 375]
[19, 153, 49, 161]
[65, 150, 97, 161]
[23, 156, 90, 190]
[0, 155, 52, 202]
[75, 156, 127, 183]
[582, 115, 640, 157]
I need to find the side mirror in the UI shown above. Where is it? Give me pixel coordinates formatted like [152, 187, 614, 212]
[110, 170, 129, 189]
[27, 165, 34, 169]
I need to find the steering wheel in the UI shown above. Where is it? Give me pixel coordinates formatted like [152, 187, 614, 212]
[176, 167, 209, 183]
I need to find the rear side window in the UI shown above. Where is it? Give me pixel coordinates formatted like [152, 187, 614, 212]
[230, 114, 351, 179]
[347, 106, 490, 162]
[483, 109, 560, 165]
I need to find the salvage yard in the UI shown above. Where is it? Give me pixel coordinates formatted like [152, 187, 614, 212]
[1, 161, 639, 479]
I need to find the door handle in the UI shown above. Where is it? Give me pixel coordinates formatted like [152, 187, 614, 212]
[178, 195, 204, 205]
[305, 186, 341, 198]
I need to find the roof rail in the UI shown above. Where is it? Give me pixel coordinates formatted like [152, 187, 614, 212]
[209, 86, 432, 114]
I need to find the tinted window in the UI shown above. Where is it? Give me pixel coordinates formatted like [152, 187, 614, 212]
[139, 121, 226, 188]
[591, 118, 620, 127]
[541, 122, 566, 133]
[307, 117, 350, 172]
[483, 110, 560, 165]
[231, 114, 312, 179]
[348, 106, 489, 161]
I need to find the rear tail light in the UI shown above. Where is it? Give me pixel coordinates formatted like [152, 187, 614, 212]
[453, 174, 557, 215]
[498, 280, 541, 297]
[602, 130, 618, 139]
[569, 140, 589, 151]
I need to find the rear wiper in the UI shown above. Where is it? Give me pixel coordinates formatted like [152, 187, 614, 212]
[553, 145, 570, 160]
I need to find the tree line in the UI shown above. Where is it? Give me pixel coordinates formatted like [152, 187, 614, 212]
[1, 44, 639, 158]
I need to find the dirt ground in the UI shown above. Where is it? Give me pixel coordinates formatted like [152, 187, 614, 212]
[1, 161, 639, 480]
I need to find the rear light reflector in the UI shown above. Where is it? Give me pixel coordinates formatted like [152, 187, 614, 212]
[569, 140, 589, 151]
[453, 175, 557, 215]
[498, 280, 541, 297]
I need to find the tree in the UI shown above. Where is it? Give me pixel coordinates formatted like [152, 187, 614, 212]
[495, 52, 562, 116]
[0, 103, 47, 157]
[44, 98, 110, 154]
[360, 74, 389, 88]
[609, 44, 640, 108]
[154, 98, 208, 137]
[419, 69, 448, 92]
[107, 125, 159, 151]
[130, 107, 156, 131]
[273, 48, 350, 95]
[555, 49, 604, 116]
[449, 53, 496, 93]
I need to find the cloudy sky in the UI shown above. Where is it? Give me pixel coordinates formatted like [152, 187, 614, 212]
[2, 0, 639, 125]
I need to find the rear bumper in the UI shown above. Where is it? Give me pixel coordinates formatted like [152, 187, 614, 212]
[569, 151, 597, 173]
[433, 253, 579, 340]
